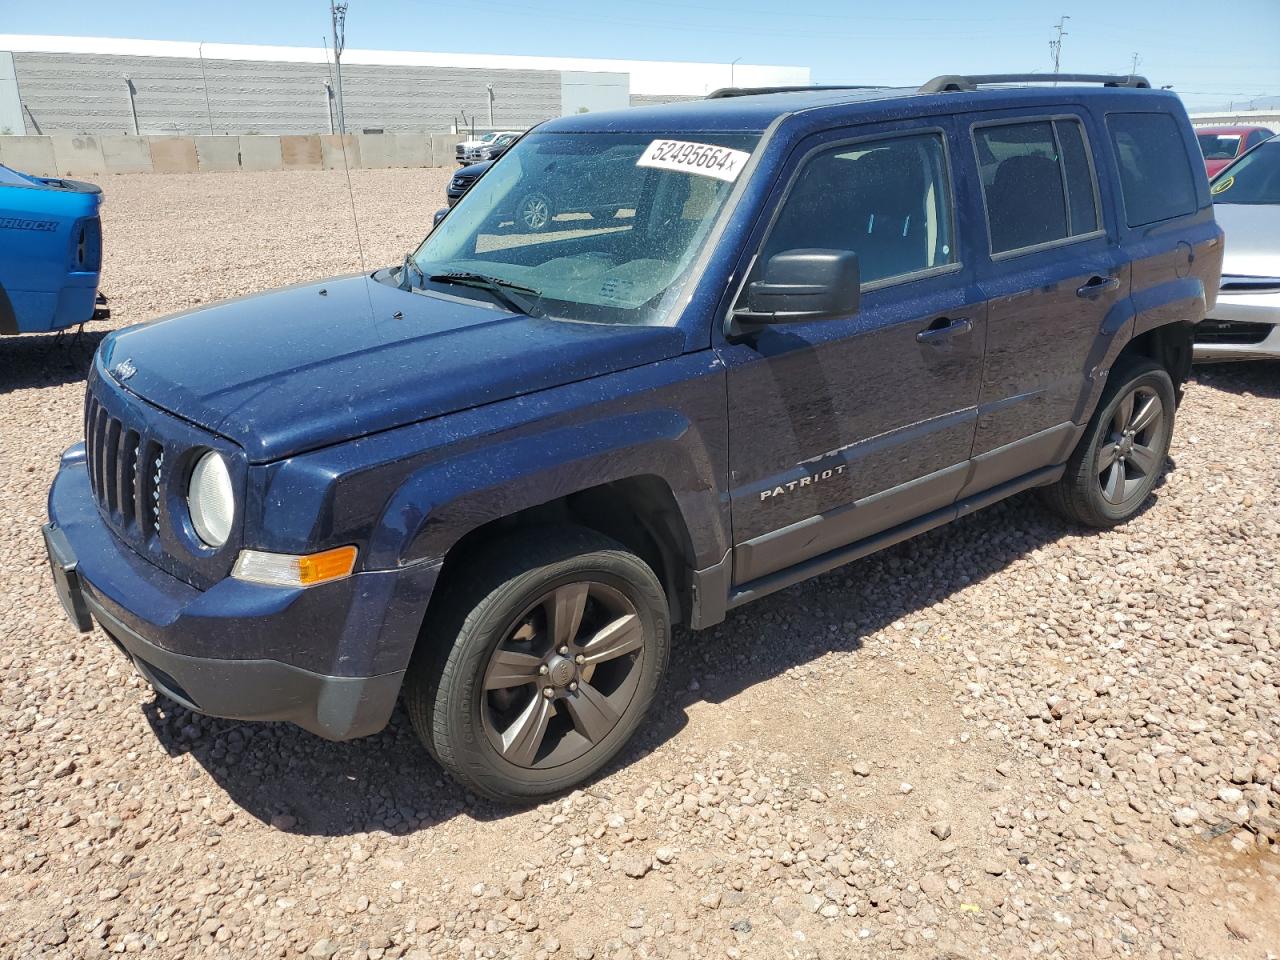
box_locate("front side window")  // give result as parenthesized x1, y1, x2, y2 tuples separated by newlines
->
(1108, 112, 1199, 227)
(411, 131, 759, 326)
(759, 131, 956, 287)
(973, 118, 1101, 254)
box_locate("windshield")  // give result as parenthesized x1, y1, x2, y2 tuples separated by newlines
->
(1211, 140, 1280, 204)
(1198, 133, 1242, 160)
(0, 164, 38, 187)
(411, 130, 760, 326)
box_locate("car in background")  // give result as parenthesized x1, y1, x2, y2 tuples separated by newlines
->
(441, 147, 635, 231)
(446, 160, 491, 207)
(1, 163, 107, 336)
(1195, 137, 1280, 361)
(1196, 125, 1274, 178)
(462, 132, 518, 163)
(454, 131, 520, 164)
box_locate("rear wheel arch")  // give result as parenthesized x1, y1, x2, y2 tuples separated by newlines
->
(1115, 322, 1194, 397)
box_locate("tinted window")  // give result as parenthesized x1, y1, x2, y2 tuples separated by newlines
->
(761, 132, 955, 286)
(1057, 120, 1099, 235)
(974, 118, 1100, 254)
(1211, 140, 1280, 204)
(1108, 113, 1198, 226)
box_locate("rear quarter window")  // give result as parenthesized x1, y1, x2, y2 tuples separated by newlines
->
(1107, 112, 1199, 227)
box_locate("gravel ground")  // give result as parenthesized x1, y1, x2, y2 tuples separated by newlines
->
(2, 170, 1279, 960)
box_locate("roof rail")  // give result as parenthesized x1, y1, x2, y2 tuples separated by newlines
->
(919, 73, 1151, 93)
(707, 85, 885, 99)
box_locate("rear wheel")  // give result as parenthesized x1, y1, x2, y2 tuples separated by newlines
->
(406, 527, 669, 803)
(1041, 358, 1176, 527)
(514, 192, 554, 231)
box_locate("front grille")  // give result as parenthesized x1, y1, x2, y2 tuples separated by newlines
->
(82, 365, 243, 590)
(84, 390, 166, 540)
(1196, 319, 1274, 345)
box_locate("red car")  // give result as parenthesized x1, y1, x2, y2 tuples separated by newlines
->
(1197, 125, 1275, 178)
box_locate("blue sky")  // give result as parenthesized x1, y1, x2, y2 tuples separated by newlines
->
(6, 0, 1278, 110)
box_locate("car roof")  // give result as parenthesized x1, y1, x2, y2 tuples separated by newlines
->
(1197, 125, 1272, 135)
(541, 83, 1179, 135)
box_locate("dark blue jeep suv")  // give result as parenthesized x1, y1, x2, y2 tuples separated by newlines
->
(44, 75, 1222, 802)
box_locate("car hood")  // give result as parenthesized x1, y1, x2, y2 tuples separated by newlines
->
(98, 274, 685, 463)
(1214, 202, 1280, 277)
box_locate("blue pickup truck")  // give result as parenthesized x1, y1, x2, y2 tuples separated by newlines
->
(0, 163, 106, 335)
(44, 75, 1221, 803)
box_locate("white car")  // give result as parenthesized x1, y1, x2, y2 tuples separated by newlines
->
(454, 131, 520, 164)
(1195, 136, 1280, 361)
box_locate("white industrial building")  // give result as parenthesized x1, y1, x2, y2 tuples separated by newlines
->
(0, 34, 811, 136)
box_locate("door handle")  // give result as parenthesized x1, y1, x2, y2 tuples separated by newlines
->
(1076, 275, 1120, 298)
(916, 317, 972, 344)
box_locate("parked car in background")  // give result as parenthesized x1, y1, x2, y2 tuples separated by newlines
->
(455, 131, 520, 163)
(441, 145, 635, 231)
(1196, 125, 1274, 178)
(45, 75, 1220, 803)
(1195, 137, 1280, 361)
(446, 161, 491, 207)
(1, 163, 107, 336)
(463, 132, 519, 163)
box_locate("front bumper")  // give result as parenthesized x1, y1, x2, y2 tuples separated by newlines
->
(1194, 286, 1280, 362)
(45, 445, 440, 740)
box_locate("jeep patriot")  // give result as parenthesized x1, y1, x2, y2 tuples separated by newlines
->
(44, 75, 1222, 801)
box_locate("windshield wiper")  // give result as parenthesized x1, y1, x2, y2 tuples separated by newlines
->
(426, 271, 545, 317)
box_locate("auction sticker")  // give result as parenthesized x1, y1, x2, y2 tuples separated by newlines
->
(637, 139, 750, 182)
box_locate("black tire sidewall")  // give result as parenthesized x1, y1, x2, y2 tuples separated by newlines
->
(1075, 363, 1176, 523)
(436, 547, 668, 802)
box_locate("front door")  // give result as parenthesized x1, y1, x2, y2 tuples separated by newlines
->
(717, 121, 987, 586)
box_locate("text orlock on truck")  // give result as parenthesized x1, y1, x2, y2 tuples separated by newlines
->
(43, 74, 1221, 803)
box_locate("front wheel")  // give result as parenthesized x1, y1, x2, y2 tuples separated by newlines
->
(1041, 358, 1176, 527)
(406, 527, 670, 803)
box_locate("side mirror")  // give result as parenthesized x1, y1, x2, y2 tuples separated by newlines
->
(740, 249, 860, 322)
(432, 207, 449, 228)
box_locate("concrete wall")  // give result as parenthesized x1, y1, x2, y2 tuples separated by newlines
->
(10, 51, 580, 136)
(0, 133, 464, 176)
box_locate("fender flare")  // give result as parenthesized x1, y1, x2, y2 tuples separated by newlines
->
(363, 408, 728, 573)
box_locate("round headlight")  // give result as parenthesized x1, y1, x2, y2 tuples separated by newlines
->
(188, 451, 234, 547)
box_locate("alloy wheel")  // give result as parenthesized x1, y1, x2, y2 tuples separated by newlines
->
(1096, 385, 1165, 505)
(481, 581, 645, 769)
(518, 195, 551, 230)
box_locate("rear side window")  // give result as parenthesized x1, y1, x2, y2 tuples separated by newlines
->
(761, 131, 955, 286)
(1107, 112, 1198, 226)
(973, 118, 1101, 255)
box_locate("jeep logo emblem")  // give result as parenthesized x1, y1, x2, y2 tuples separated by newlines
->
(110, 359, 137, 382)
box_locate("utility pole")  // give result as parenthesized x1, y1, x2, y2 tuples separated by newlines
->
(1049, 15, 1069, 81)
(1128, 52, 1141, 83)
(330, 1, 348, 134)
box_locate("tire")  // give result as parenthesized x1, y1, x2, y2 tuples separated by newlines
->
(405, 526, 670, 803)
(1040, 357, 1177, 528)
(514, 191, 554, 231)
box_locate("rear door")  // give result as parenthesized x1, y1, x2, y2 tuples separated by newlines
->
(958, 110, 1126, 493)
(717, 118, 988, 587)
